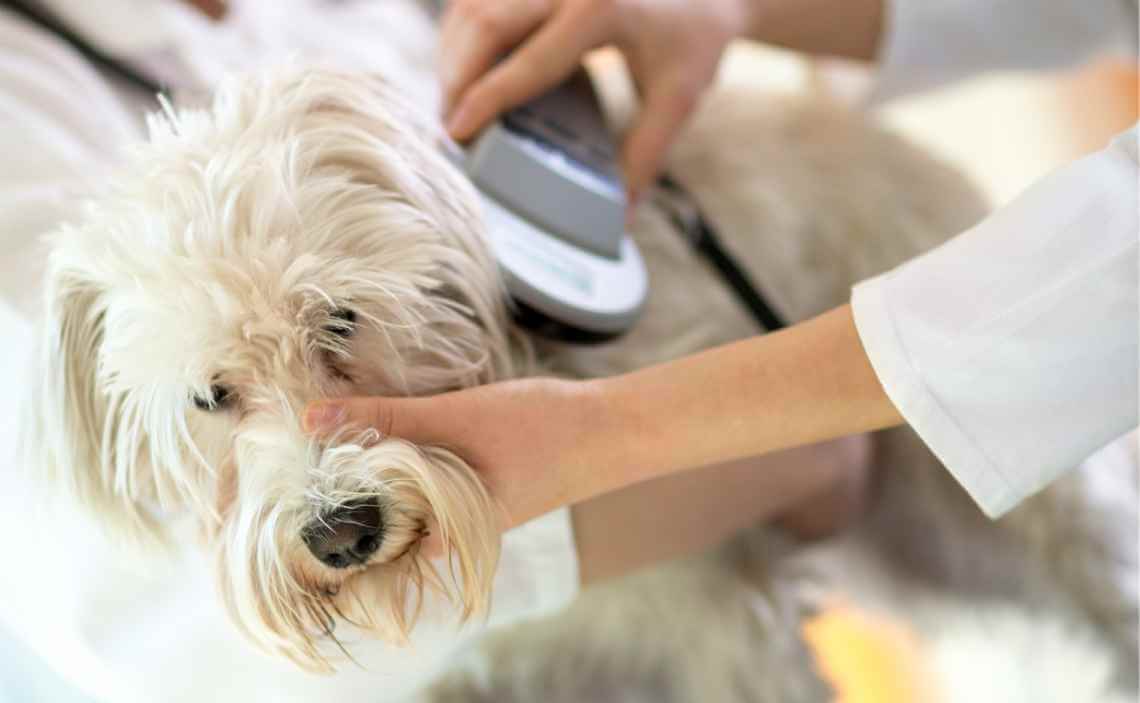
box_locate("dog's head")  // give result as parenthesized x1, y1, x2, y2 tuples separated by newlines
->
(28, 69, 516, 669)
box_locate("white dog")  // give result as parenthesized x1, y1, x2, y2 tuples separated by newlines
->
(28, 70, 522, 669)
(25, 59, 1137, 701)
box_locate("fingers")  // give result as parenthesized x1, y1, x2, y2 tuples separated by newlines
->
(419, 518, 445, 559)
(179, 0, 227, 20)
(620, 79, 702, 203)
(447, 2, 611, 140)
(302, 396, 433, 444)
(302, 399, 491, 556)
(439, 0, 550, 117)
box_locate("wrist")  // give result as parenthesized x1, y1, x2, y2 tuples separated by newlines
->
(588, 371, 680, 490)
(558, 375, 657, 503)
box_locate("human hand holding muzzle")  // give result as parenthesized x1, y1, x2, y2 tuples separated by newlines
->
(303, 377, 619, 556)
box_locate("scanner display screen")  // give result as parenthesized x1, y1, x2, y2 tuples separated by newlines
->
(501, 72, 621, 188)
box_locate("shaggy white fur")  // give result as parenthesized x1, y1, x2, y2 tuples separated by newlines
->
(27, 69, 519, 669)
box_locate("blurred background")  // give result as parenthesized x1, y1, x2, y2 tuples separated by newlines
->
(702, 42, 1137, 209)
(0, 625, 97, 703)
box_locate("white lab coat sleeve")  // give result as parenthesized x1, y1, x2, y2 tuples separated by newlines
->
(874, 0, 1139, 100)
(852, 125, 1139, 517)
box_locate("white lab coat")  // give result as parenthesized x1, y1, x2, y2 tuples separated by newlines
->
(854, 0, 1139, 517)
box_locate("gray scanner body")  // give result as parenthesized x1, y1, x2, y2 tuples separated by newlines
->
(460, 71, 648, 339)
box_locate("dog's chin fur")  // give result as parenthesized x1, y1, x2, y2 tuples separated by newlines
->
(220, 425, 499, 668)
(26, 68, 519, 670)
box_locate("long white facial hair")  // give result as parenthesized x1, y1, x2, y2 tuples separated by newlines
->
(25, 67, 528, 670)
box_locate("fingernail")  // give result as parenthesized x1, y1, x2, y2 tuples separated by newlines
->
(439, 87, 454, 120)
(624, 188, 641, 228)
(303, 402, 345, 433)
(446, 101, 474, 139)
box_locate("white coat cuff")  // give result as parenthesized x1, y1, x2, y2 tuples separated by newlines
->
(852, 276, 1018, 517)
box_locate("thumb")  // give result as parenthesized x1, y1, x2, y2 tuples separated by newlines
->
(446, 6, 608, 141)
(302, 396, 436, 444)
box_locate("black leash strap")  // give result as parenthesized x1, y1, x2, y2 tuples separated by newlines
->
(655, 175, 788, 331)
(2, 0, 168, 98)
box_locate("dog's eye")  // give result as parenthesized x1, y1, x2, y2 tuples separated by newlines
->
(326, 308, 357, 338)
(192, 384, 233, 411)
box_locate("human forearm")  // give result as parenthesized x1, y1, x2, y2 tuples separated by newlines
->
(739, 0, 885, 61)
(579, 304, 902, 500)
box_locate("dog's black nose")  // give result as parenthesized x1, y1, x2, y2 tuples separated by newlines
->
(303, 499, 384, 569)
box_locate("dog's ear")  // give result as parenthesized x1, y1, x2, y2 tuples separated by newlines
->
(26, 254, 151, 538)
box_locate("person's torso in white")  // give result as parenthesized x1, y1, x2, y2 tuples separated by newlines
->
(0, 2, 577, 701)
